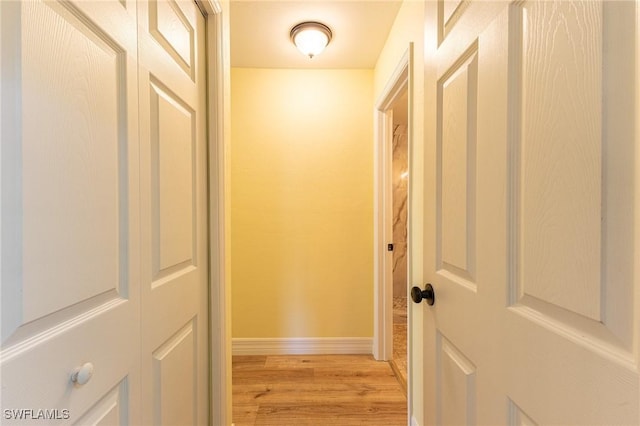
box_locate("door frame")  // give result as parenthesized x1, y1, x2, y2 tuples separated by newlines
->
(200, 1, 231, 425)
(373, 45, 413, 362)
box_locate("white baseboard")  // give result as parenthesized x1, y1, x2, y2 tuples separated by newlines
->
(232, 337, 373, 356)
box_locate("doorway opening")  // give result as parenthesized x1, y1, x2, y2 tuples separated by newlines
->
(388, 93, 409, 392)
(373, 45, 412, 400)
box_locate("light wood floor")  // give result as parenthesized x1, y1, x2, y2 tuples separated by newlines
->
(232, 354, 407, 425)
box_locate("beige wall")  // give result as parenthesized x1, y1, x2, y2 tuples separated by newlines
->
(230, 68, 374, 339)
(373, 0, 426, 424)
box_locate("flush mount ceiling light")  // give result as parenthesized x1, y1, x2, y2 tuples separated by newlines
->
(290, 22, 332, 59)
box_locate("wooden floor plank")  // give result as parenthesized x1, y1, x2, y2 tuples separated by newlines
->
(233, 355, 268, 370)
(264, 354, 378, 368)
(311, 365, 398, 384)
(233, 383, 406, 404)
(255, 402, 406, 425)
(232, 404, 259, 426)
(232, 367, 314, 385)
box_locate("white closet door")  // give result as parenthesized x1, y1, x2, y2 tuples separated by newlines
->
(1, 1, 142, 424)
(136, 1, 209, 424)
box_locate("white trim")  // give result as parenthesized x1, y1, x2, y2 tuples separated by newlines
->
(202, 1, 230, 426)
(373, 46, 413, 361)
(197, 0, 221, 15)
(232, 337, 373, 356)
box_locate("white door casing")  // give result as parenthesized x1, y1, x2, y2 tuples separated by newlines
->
(0, 0, 209, 424)
(375, 47, 411, 363)
(200, 0, 233, 423)
(422, 1, 639, 424)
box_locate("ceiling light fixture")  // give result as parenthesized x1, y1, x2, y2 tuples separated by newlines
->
(290, 22, 332, 59)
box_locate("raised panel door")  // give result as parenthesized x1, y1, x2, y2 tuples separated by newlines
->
(1, 1, 141, 423)
(422, 1, 640, 424)
(137, 1, 209, 424)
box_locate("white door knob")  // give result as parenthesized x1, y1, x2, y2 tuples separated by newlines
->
(71, 362, 94, 386)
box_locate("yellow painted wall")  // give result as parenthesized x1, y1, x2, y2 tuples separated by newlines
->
(230, 68, 374, 338)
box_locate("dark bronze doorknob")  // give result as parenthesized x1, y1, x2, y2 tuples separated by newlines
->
(411, 284, 435, 306)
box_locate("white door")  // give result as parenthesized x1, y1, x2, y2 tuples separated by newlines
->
(1, 0, 142, 423)
(420, 1, 639, 424)
(0, 1, 209, 424)
(137, 1, 209, 425)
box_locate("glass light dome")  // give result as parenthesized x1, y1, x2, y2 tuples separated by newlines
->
(290, 22, 332, 59)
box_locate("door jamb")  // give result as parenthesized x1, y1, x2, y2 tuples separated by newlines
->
(373, 45, 413, 361)
(200, 1, 231, 425)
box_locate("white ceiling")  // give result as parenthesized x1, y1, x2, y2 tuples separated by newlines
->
(230, 1, 403, 69)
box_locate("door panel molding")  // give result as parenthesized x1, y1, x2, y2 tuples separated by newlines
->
(436, 333, 476, 426)
(507, 1, 636, 356)
(436, 41, 478, 289)
(149, 0, 195, 80)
